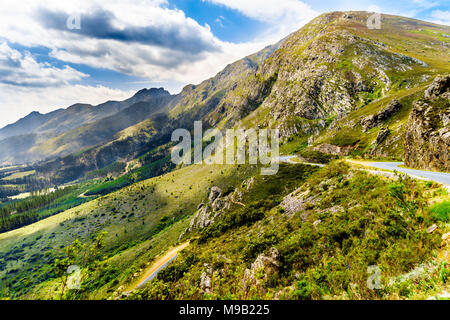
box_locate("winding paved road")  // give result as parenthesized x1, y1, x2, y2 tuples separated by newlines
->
(279, 156, 450, 187)
(364, 161, 450, 187)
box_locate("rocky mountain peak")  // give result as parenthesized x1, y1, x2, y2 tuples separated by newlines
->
(133, 87, 170, 99)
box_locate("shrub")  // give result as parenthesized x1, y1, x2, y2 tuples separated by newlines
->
(430, 200, 450, 222)
(293, 279, 312, 300)
(299, 150, 337, 164)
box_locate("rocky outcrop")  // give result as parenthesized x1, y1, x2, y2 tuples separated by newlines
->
(404, 76, 450, 171)
(209, 186, 222, 202)
(184, 184, 244, 235)
(187, 186, 223, 232)
(424, 75, 450, 100)
(280, 189, 319, 217)
(360, 100, 402, 132)
(242, 248, 280, 294)
(200, 265, 212, 294)
(375, 127, 390, 145)
(312, 143, 341, 155)
(312, 143, 354, 156)
(370, 127, 390, 155)
(182, 176, 262, 238)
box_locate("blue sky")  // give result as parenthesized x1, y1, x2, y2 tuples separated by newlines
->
(0, 0, 449, 127)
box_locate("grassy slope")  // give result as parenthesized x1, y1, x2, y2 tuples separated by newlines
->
(128, 162, 449, 300)
(1, 171, 36, 181)
(0, 161, 257, 298)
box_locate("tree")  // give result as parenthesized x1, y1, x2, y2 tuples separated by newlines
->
(54, 232, 107, 299)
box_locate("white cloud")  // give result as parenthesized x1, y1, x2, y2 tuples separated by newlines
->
(430, 10, 450, 25)
(204, 0, 315, 23)
(367, 5, 382, 13)
(0, 0, 256, 127)
(0, 0, 226, 83)
(0, 42, 87, 87)
(0, 42, 132, 128)
(204, 0, 318, 41)
(412, 0, 440, 10)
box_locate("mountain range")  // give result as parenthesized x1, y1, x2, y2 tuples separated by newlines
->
(1, 11, 448, 177)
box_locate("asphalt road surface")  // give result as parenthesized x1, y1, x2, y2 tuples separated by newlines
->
(366, 161, 450, 186)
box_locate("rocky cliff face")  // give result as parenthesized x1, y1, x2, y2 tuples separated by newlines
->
(404, 75, 450, 171)
(187, 186, 226, 232)
(206, 12, 431, 141)
(360, 100, 402, 132)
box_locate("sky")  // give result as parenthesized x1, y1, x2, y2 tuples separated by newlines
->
(0, 0, 449, 128)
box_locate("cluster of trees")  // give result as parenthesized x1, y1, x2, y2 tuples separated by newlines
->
(0, 171, 53, 202)
(0, 186, 77, 233)
(0, 187, 20, 200)
(0, 212, 40, 233)
(85, 156, 174, 196)
(85, 161, 126, 179)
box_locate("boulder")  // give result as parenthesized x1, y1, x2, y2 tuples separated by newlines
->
(427, 224, 438, 234)
(209, 186, 222, 202)
(312, 143, 341, 155)
(200, 272, 211, 294)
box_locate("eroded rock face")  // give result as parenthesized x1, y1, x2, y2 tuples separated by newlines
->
(370, 127, 391, 156)
(375, 127, 390, 145)
(187, 186, 223, 232)
(312, 143, 354, 156)
(360, 99, 402, 132)
(404, 76, 450, 171)
(242, 248, 280, 294)
(424, 75, 450, 100)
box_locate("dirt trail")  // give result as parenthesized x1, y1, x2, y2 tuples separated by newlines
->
(128, 241, 190, 292)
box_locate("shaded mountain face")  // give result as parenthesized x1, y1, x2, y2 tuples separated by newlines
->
(29, 95, 174, 160)
(0, 87, 170, 142)
(0, 88, 172, 165)
(28, 45, 282, 182)
(0, 110, 63, 140)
